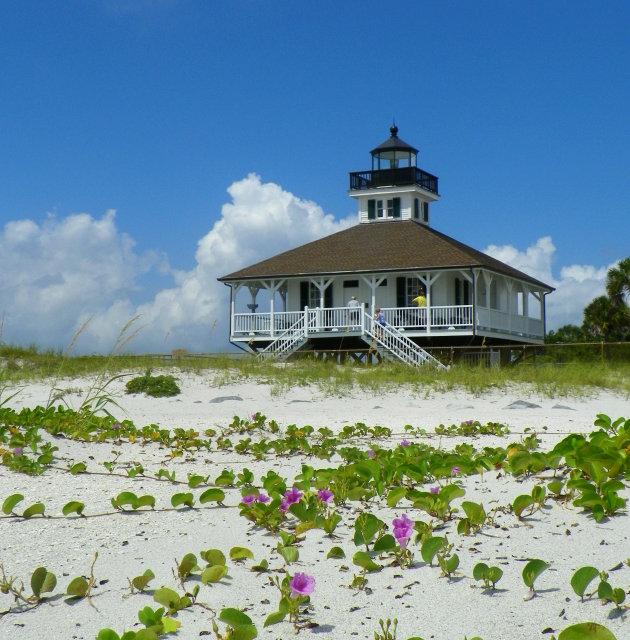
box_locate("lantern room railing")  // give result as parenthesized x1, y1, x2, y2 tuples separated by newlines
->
(349, 167, 438, 194)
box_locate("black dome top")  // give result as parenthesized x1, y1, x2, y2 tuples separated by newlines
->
(370, 126, 418, 155)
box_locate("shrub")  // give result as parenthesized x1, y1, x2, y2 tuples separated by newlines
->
(125, 370, 180, 397)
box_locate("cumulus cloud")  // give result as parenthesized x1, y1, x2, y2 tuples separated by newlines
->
(113, 174, 356, 353)
(0, 210, 164, 350)
(483, 236, 611, 330)
(0, 178, 619, 354)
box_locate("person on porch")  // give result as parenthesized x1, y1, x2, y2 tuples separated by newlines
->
(347, 295, 360, 327)
(412, 289, 426, 327)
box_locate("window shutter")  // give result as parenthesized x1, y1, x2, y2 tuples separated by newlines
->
(324, 283, 333, 308)
(300, 281, 309, 309)
(393, 197, 401, 218)
(367, 199, 375, 220)
(396, 277, 406, 307)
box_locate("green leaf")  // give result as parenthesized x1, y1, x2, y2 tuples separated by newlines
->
(372, 534, 396, 553)
(153, 587, 184, 614)
(513, 494, 535, 518)
(570, 566, 600, 599)
(69, 462, 87, 474)
(420, 536, 446, 565)
(327, 546, 345, 559)
(219, 608, 253, 628)
(352, 551, 381, 572)
(112, 491, 139, 510)
(31, 567, 56, 597)
(199, 488, 225, 504)
(443, 553, 459, 575)
(2, 493, 24, 514)
(264, 610, 287, 627)
(473, 562, 489, 581)
(487, 566, 503, 586)
(278, 546, 299, 564)
(66, 576, 89, 598)
(230, 546, 254, 562)
(62, 501, 85, 516)
(558, 622, 618, 640)
(231, 626, 258, 640)
(96, 630, 121, 640)
(201, 565, 228, 584)
(171, 492, 194, 508)
(136, 495, 156, 509)
(22, 502, 45, 518)
(187, 474, 207, 488)
(131, 569, 155, 592)
(177, 553, 199, 580)
(547, 480, 565, 495)
(161, 617, 181, 634)
(202, 549, 226, 566)
(386, 487, 407, 507)
(522, 558, 550, 589)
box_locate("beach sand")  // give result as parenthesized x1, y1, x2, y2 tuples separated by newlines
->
(1, 373, 628, 640)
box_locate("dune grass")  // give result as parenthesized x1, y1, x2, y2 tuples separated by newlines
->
(1, 342, 629, 399)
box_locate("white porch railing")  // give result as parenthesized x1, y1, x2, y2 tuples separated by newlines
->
(233, 304, 543, 340)
(381, 305, 473, 329)
(476, 307, 543, 338)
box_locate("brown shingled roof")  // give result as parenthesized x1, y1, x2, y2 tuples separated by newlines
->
(218, 220, 553, 290)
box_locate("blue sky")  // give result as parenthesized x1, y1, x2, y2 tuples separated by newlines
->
(1, 1, 629, 353)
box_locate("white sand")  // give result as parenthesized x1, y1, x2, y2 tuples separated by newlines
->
(0, 373, 628, 640)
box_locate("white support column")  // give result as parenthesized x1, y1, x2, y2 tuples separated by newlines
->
(261, 279, 286, 338)
(505, 279, 514, 334)
(415, 271, 441, 334)
(360, 274, 386, 315)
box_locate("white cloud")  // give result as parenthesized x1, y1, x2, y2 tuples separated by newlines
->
(0, 210, 164, 350)
(115, 174, 356, 353)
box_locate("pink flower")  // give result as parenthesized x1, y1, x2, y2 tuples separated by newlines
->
(12, 447, 22, 456)
(367, 449, 375, 459)
(317, 489, 334, 503)
(289, 572, 315, 598)
(256, 493, 270, 503)
(392, 513, 414, 549)
(430, 486, 439, 494)
(400, 440, 411, 447)
(451, 466, 460, 475)
(112, 423, 121, 431)
(279, 498, 289, 512)
(284, 487, 303, 505)
(241, 494, 256, 505)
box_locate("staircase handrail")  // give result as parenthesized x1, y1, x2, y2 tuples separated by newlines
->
(363, 315, 446, 370)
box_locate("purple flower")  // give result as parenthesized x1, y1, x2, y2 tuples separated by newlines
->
(317, 489, 334, 503)
(430, 486, 439, 494)
(400, 440, 411, 447)
(284, 487, 303, 505)
(289, 572, 315, 598)
(256, 492, 270, 503)
(467, 420, 474, 425)
(451, 466, 461, 475)
(241, 494, 256, 505)
(279, 498, 289, 512)
(112, 423, 121, 431)
(12, 447, 22, 456)
(392, 513, 414, 549)
(367, 449, 375, 459)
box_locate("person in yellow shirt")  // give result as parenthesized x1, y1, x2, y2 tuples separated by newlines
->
(412, 292, 426, 307)
(411, 290, 426, 327)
